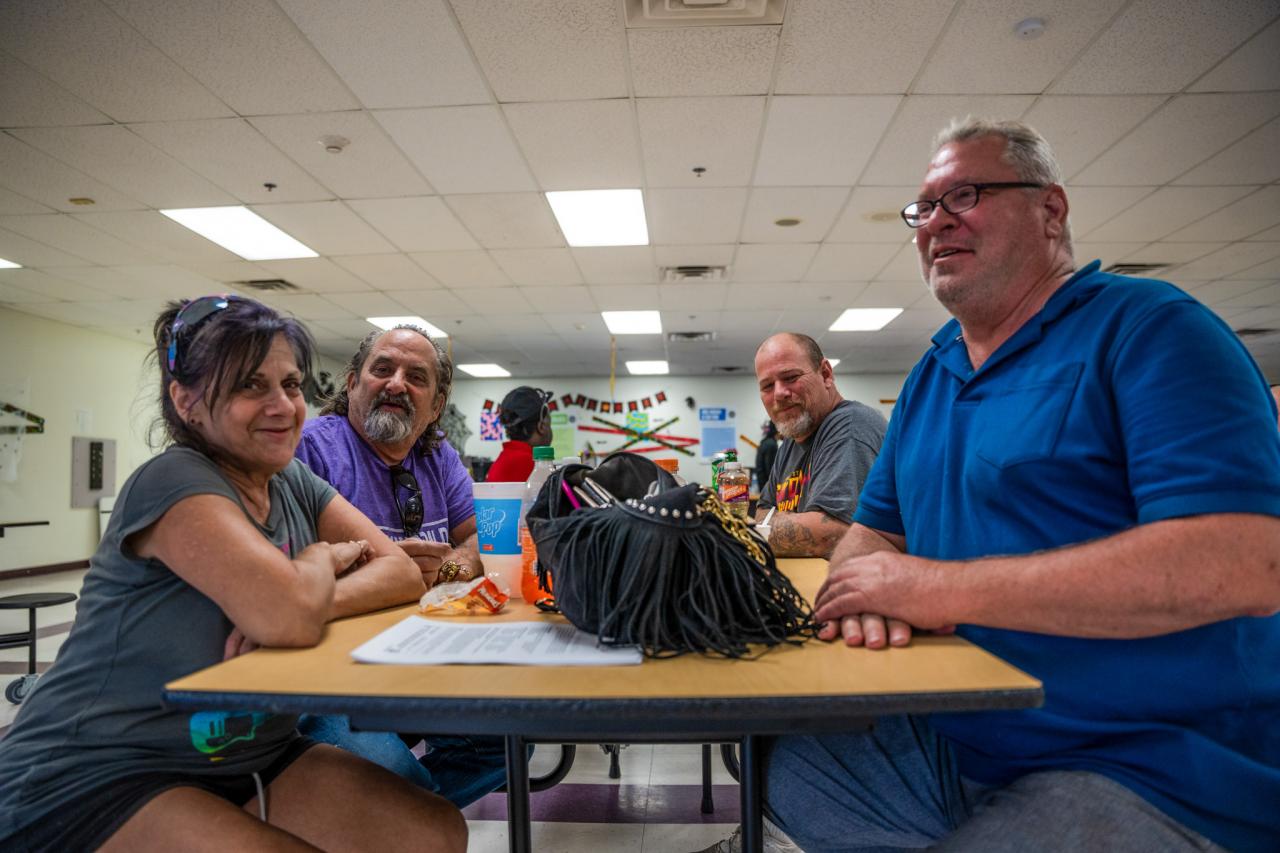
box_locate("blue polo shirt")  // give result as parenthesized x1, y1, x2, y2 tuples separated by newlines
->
(855, 261, 1280, 850)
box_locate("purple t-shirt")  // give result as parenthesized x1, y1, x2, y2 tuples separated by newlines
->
(296, 415, 475, 544)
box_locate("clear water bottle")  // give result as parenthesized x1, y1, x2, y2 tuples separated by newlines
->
(519, 446, 557, 602)
(717, 460, 750, 519)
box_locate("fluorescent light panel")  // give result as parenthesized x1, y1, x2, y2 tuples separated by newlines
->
(0, 257, 21, 269)
(829, 308, 903, 332)
(458, 363, 511, 378)
(366, 315, 448, 338)
(160, 206, 317, 261)
(546, 189, 649, 247)
(626, 360, 669, 375)
(602, 310, 662, 335)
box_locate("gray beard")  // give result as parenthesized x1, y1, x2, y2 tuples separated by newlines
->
(364, 405, 415, 444)
(775, 409, 815, 441)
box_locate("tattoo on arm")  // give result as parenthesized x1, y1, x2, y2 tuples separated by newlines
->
(769, 511, 850, 558)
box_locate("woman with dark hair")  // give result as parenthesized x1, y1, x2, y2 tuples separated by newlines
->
(0, 295, 465, 851)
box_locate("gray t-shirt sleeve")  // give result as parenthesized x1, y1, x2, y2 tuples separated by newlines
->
(279, 457, 338, 523)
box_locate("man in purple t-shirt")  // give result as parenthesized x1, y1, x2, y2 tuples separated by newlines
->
(297, 327, 479, 586)
(295, 325, 503, 808)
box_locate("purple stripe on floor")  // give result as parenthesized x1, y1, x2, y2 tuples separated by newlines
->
(462, 783, 740, 824)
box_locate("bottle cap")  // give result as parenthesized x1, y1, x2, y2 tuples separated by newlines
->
(723, 461, 741, 470)
(533, 446, 556, 460)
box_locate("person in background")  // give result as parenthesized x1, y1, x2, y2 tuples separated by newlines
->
(487, 386, 553, 482)
(753, 333, 887, 558)
(0, 295, 464, 851)
(757, 118, 1280, 852)
(295, 325, 506, 808)
(754, 420, 779, 492)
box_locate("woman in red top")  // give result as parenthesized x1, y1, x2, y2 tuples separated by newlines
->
(487, 386, 552, 481)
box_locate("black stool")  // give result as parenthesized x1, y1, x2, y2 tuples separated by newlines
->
(1, 592, 77, 704)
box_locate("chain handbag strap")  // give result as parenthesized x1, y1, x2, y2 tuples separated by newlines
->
(698, 490, 766, 567)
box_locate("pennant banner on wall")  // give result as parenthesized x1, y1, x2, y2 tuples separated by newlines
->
(479, 389, 671, 415)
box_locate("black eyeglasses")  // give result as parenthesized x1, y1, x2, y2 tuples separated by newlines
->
(901, 182, 1044, 228)
(167, 294, 238, 376)
(390, 464, 424, 538)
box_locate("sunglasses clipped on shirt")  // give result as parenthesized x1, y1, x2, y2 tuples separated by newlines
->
(390, 464, 424, 538)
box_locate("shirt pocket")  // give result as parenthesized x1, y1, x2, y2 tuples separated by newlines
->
(974, 363, 1083, 468)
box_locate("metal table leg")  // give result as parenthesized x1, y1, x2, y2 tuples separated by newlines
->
(505, 735, 532, 853)
(700, 743, 714, 814)
(740, 735, 763, 853)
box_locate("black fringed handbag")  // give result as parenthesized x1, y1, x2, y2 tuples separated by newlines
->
(526, 452, 816, 659)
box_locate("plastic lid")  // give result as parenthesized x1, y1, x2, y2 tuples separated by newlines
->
(533, 446, 556, 460)
(723, 461, 742, 470)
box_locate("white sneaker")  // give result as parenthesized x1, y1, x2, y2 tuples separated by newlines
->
(693, 818, 803, 853)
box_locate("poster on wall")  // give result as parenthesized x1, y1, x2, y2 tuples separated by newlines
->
(549, 412, 576, 460)
(624, 411, 649, 434)
(699, 407, 736, 462)
(478, 410, 503, 442)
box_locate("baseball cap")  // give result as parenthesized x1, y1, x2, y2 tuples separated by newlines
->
(498, 386, 552, 428)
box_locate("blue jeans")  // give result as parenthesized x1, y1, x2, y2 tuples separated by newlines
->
(763, 715, 1224, 852)
(297, 714, 508, 808)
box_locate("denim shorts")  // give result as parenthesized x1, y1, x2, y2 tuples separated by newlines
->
(2, 736, 315, 852)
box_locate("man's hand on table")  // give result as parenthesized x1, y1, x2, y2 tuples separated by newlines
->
(399, 538, 450, 587)
(814, 550, 956, 650)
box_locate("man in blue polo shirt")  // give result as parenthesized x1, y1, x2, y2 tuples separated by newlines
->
(755, 119, 1280, 852)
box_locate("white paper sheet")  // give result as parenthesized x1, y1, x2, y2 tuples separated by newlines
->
(350, 616, 643, 666)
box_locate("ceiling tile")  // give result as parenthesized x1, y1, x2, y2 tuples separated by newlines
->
(248, 293, 355, 321)
(10, 125, 236, 209)
(0, 269, 113, 302)
(516, 286, 596, 313)
(1167, 187, 1280, 242)
(0, 226, 95, 267)
(256, 258, 373, 293)
(732, 244, 817, 282)
(0, 52, 110, 127)
(8, 300, 109, 327)
(1190, 17, 1280, 92)
(446, 193, 565, 249)
(1071, 242, 1151, 268)
(490, 248, 582, 285)
(877, 241, 925, 282)
(92, 264, 221, 300)
(646, 188, 748, 245)
(1051, 0, 1275, 94)
(346, 197, 479, 252)
(129, 118, 333, 204)
(308, 317, 381, 339)
(740, 187, 849, 243)
(1247, 224, 1280, 243)
(827, 188, 917, 243)
(1083, 186, 1257, 243)
(1020, 96, 1168, 180)
(542, 311, 609, 337)
(1065, 186, 1156, 236)
(276, 0, 490, 109)
(629, 26, 779, 97)
(321, 290, 411, 316)
(173, 260, 274, 284)
(589, 284, 663, 311)
(330, 254, 442, 290)
(455, 286, 536, 315)
(1227, 253, 1280, 281)
(1072, 94, 1280, 186)
(409, 251, 510, 287)
(728, 281, 853, 311)
(860, 95, 1038, 185)
(775, 308, 843, 337)
(754, 96, 900, 186)
(0, 132, 147, 213)
(1174, 117, 1280, 187)
(375, 106, 537, 194)
(103, 0, 358, 115)
(571, 247, 656, 284)
(654, 244, 736, 268)
(776, 0, 952, 94)
(637, 97, 765, 188)
(1167, 242, 1280, 281)
(915, 0, 1125, 94)
(850, 280, 928, 308)
(656, 283, 727, 312)
(806, 243, 900, 281)
(1119, 242, 1224, 264)
(504, 100, 641, 190)
(251, 201, 395, 256)
(449, 0, 628, 101)
(249, 112, 434, 199)
(0, 214, 163, 266)
(1185, 279, 1277, 306)
(0, 0, 232, 122)
(0, 187, 54, 216)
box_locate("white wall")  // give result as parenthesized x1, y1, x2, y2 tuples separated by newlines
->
(450, 372, 907, 487)
(0, 308, 157, 572)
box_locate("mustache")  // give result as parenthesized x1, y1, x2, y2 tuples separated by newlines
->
(373, 391, 415, 416)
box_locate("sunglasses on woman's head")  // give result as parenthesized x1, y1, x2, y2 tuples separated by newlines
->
(167, 294, 238, 376)
(390, 464, 424, 538)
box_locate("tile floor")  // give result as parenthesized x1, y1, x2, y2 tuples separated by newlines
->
(2, 570, 743, 852)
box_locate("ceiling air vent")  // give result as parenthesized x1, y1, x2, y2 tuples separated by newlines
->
(661, 265, 727, 283)
(711, 365, 746, 374)
(238, 278, 299, 292)
(624, 0, 786, 28)
(1234, 328, 1278, 339)
(667, 331, 716, 343)
(1102, 263, 1170, 276)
